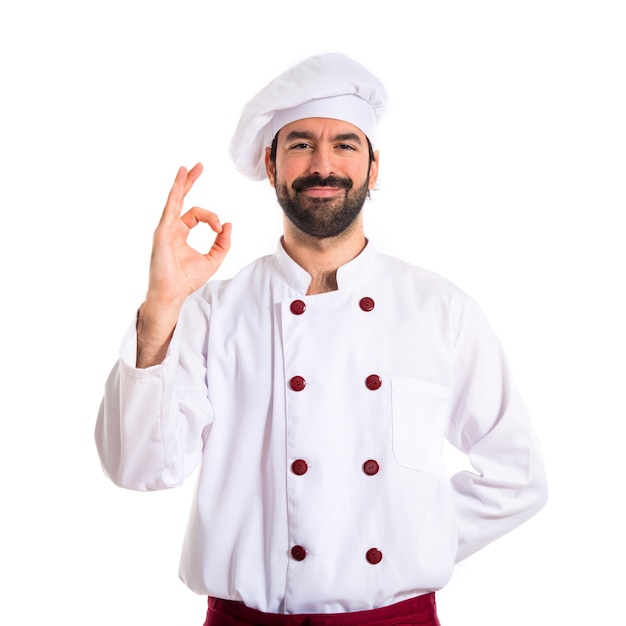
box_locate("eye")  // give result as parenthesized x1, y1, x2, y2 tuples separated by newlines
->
(336, 143, 357, 151)
(289, 143, 312, 150)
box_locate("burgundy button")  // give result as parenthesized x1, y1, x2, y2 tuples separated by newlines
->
(291, 459, 308, 475)
(365, 374, 382, 390)
(366, 548, 383, 564)
(363, 460, 380, 476)
(290, 299, 306, 315)
(290, 376, 306, 392)
(291, 545, 307, 561)
(359, 297, 375, 312)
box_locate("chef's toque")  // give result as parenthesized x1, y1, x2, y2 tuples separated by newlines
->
(229, 53, 387, 181)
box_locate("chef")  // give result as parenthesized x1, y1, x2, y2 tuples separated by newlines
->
(95, 53, 548, 625)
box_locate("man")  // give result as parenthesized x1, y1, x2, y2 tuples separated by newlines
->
(96, 53, 548, 625)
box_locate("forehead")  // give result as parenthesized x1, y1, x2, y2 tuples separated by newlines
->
(277, 117, 367, 143)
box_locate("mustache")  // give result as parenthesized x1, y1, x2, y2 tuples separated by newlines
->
(292, 175, 353, 192)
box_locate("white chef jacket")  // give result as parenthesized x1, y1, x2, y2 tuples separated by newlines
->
(96, 240, 547, 614)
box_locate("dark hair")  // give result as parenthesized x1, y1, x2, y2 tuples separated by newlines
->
(268, 132, 376, 166)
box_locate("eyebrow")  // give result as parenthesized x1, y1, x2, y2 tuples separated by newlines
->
(283, 130, 363, 144)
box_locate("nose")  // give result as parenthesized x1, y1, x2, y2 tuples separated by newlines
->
(307, 146, 335, 178)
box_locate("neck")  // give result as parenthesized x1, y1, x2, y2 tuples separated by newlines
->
(282, 220, 366, 295)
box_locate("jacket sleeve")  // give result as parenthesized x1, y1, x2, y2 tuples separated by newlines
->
(95, 294, 214, 491)
(446, 297, 548, 562)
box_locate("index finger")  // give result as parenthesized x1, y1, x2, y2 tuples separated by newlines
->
(161, 163, 204, 221)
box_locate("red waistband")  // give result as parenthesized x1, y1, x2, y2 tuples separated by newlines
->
(205, 593, 440, 626)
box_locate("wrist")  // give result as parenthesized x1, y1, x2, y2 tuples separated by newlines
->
(136, 301, 180, 368)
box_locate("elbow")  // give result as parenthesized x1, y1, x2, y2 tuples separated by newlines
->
(95, 442, 150, 492)
(94, 414, 152, 492)
(97, 458, 151, 492)
(511, 453, 548, 523)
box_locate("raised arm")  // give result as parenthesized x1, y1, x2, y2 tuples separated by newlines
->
(137, 163, 232, 367)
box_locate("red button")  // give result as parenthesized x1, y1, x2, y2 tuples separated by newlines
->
(365, 374, 382, 390)
(290, 376, 306, 391)
(292, 459, 308, 475)
(291, 545, 307, 561)
(366, 548, 383, 564)
(363, 460, 380, 475)
(359, 297, 375, 312)
(290, 300, 306, 315)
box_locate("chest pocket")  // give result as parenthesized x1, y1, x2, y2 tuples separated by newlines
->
(391, 377, 450, 474)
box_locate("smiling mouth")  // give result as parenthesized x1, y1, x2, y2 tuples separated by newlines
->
(301, 187, 343, 197)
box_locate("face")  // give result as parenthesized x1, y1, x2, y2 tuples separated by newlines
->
(265, 117, 379, 239)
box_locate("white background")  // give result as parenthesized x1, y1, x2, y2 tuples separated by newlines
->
(1, 1, 624, 624)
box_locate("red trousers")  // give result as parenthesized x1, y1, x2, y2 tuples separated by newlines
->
(204, 593, 441, 626)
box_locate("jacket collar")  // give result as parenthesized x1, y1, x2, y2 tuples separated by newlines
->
(272, 237, 377, 294)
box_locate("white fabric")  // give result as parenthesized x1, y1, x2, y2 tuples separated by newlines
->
(229, 53, 387, 181)
(270, 95, 377, 141)
(95, 241, 547, 614)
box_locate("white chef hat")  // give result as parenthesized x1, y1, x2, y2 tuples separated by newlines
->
(229, 53, 387, 180)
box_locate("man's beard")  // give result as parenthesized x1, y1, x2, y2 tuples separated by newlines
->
(275, 173, 369, 239)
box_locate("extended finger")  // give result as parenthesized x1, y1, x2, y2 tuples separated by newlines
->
(183, 162, 203, 195)
(160, 164, 203, 222)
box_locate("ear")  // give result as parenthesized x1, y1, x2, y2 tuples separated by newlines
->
(368, 150, 379, 190)
(265, 147, 276, 187)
